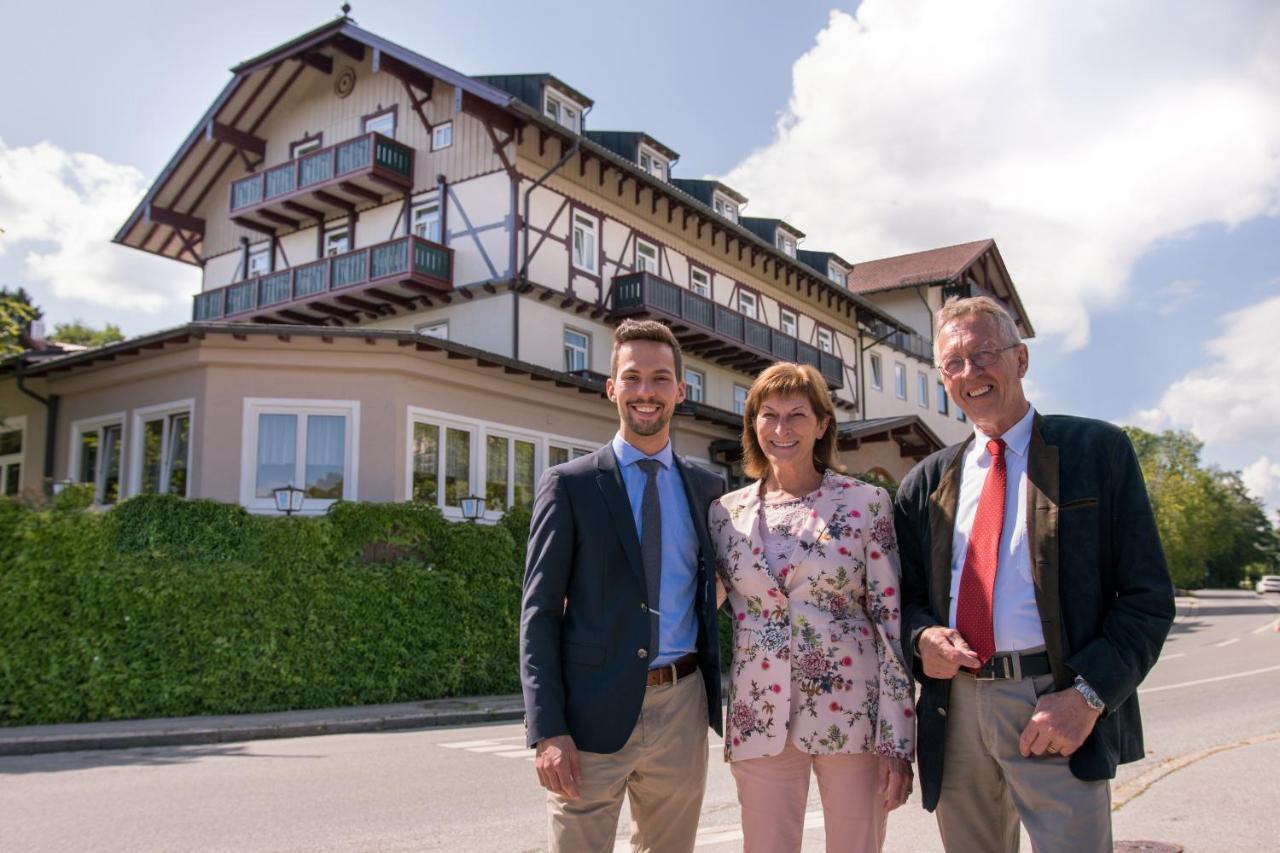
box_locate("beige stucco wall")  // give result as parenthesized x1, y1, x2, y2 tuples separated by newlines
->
(0, 379, 51, 496)
(16, 337, 736, 513)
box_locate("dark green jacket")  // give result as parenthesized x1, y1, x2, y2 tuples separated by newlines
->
(894, 413, 1174, 811)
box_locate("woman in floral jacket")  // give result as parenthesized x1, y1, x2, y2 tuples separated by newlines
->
(711, 362, 915, 852)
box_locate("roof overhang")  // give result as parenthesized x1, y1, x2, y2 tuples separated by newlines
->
(837, 415, 945, 461)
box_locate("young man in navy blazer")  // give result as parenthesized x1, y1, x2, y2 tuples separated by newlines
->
(520, 319, 724, 852)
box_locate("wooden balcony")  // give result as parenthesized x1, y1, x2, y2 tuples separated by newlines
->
(610, 271, 845, 389)
(193, 235, 451, 325)
(228, 132, 413, 232)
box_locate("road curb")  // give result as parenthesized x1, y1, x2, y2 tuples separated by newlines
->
(0, 706, 525, 757)
(1112, 729, 1280, 811)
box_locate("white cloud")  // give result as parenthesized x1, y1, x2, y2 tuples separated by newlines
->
(0, 138, 197, 314)
(723, 1, 1280, 348)
(1134, 294, 1280, 509)
(1242, 457, 1280, 516)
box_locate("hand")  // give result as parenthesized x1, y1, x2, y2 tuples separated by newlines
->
(877, 756, 913, 812)
(1018, 688, 1101, 758)
(535, 735, 582, 798)
(917, 627, 981, 679)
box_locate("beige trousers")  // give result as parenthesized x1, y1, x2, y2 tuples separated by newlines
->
(936, 671, 1112, 853)
(730, 740, 886, 853)
(547, 672, 709, 853)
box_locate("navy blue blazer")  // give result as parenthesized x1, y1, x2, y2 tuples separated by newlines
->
(520, 443, 725, 752)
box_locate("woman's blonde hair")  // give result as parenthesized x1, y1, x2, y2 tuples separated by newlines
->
(740, 362, 844, 480)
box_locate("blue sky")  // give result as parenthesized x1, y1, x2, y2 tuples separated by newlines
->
(2, 0, 1278, 508)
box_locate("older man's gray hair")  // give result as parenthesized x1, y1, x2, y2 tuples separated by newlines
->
(933, 296, 1021, 364)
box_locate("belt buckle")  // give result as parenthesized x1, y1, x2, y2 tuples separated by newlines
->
(974, 654, 1017, 681)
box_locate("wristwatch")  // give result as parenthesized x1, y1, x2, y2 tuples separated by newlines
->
(1073, 676, 1106, 713)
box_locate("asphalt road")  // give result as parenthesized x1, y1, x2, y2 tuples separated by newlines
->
(2, 590, 1277, 852)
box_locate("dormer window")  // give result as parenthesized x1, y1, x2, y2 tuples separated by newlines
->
(776, 233, 796, 258)
(713, 195, 738, 222)
(827, 264, 847, 288)
(544, 91, 580, 133)
(638, 146, 667, 182)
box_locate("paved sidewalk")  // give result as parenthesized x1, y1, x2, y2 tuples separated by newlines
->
(0, 694, 525, 756)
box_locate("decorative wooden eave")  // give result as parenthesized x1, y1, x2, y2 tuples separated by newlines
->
(112, 18, 520, 267)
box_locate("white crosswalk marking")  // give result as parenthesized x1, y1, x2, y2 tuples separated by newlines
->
(439, 739, 501, 749)
(495, 749, 535, 758)
(609, 809, 824, 849)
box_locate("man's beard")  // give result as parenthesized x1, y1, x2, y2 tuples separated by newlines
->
(623, 403, 671, 437)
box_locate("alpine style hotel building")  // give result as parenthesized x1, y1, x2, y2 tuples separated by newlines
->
(0, 14, 1033, 519)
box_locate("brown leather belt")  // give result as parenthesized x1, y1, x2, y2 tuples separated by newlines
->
(646, 653, 699, 686)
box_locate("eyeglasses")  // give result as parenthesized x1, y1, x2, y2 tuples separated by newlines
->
(938, 343, 1019, 377)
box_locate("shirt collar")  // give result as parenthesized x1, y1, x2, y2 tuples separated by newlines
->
(974, 404, 1035, 458)
(612, 432, 674, 469)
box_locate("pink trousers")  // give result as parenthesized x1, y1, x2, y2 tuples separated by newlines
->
(730, 740, 887, 853)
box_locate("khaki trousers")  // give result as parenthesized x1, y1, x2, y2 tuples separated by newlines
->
(548, 672, 709, 853)
(730, 740, 886, 853)
(936, 671, 1112, 853)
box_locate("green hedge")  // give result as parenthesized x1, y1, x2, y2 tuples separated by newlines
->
(0, 495, 525, 726)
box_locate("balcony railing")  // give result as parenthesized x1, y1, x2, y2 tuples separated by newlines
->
(611, 271, 844, 389)
(228, 132, 414, 229)
(193, 235, 451, 323)
(864, 318, 933, 362)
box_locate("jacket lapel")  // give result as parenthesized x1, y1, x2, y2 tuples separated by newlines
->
(1026, 414, 1067, 687)
(594, 447, 646, 590)
(927, 439, 970, 624)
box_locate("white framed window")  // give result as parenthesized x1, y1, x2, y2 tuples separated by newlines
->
(572, 212, 598, 274)
(247, 244, 271, 278)
(958, 408, 967, 423)
(737, 290, 758, 320)
(548, 442, 592, 468)
(638, 147, 667, 181)
(409, 411, 475, 513)
(363, 110, 396, 138)
(635, 240, 659, 274)
(827, 264, 846, 288)
(776, 233, 796, 257)
(918, 372, 929, 408)
(779, 308, 798, 338)
(544, 92, 580, 133)
(432, 121, 453, 150)
(240, 399, 359, 513)
(870, 353, 883, 390)
(733, 385, 749, 415)
(70, 413, 125, 506)
(324, 226, 350, 257)
(130, 400, 194, 498)
(416, 320, 448, 339)
(690, 268, 711, 297)
(685, 368, 705, 403)
(0, 415, 25, 497)
(937, 381, 949, 415)
(290, 136, 322, 158)
(564, 327, 590, 372)
(817, 328, 833, 354)
(411, 198, 442, 243)
(713, 195, 738, 222)
(894, 363, 907, 400)
(485, 430, 538, 515)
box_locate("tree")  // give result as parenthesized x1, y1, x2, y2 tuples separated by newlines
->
(0, 287, 41, 357)
(49, 320, 125, 348)
(1124, 426, 1278, 589)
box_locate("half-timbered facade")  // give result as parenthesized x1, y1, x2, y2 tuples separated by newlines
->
(1, 15, 1033, 516)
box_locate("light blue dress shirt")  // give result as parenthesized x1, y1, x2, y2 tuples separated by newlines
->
(611, 433, 699, 668)
(948, 404, 1046, 652)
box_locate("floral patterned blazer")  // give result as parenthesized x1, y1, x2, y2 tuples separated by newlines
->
(710, 471, 915, 763)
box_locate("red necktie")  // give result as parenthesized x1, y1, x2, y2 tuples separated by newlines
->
(955, 438, 1007, 665)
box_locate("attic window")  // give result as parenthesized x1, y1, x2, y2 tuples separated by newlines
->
(776, 232, 796, 258)
(827, 264, 846, 288)
(713, 195, 738, 222)
(638, 146, 667, 182)
(544, 91, 580, 133)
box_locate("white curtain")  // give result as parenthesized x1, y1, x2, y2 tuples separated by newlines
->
(304, 415, 346, 498)
(255, 414, 296, 498)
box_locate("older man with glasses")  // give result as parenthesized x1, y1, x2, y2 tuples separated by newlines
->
(893, 296, 1175, 853)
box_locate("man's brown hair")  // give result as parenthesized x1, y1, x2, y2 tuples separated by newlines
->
(610, 319, 683, 378)
(740, 362, 844, 480)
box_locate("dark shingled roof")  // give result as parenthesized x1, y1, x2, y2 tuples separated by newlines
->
(583, 131, 678, 163)
(847, 240, 994, 294)
(472, 74, 594, 111)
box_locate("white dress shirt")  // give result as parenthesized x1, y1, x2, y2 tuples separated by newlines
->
(948, 405, 1045, 652)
